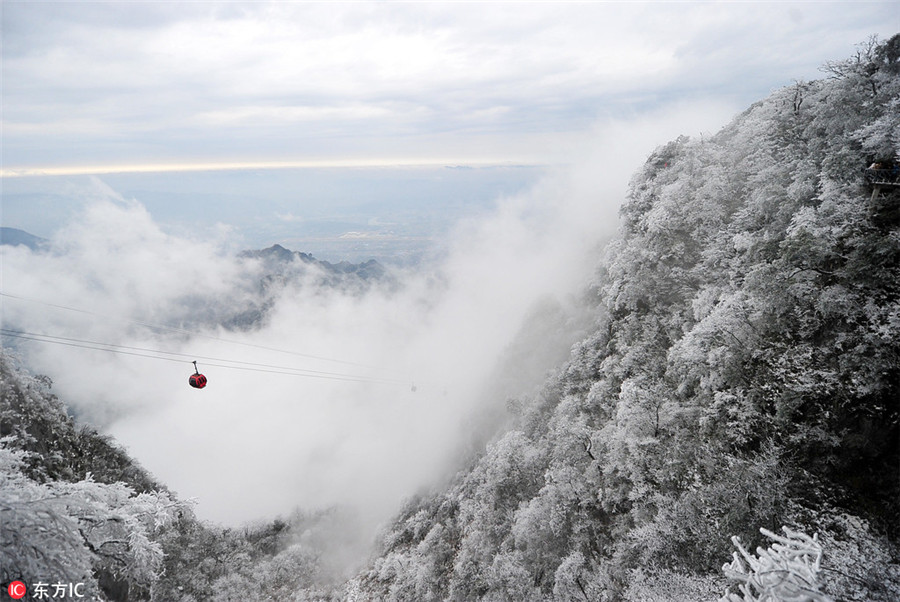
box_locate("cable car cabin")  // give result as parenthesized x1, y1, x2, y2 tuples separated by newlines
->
(189, 361, 207, 389)
(189, 373, 207, 389)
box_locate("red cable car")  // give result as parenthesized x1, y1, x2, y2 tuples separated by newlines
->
(189, 361, 207, 389)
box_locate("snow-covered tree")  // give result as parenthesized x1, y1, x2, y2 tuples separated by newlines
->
(353, 35, 900, 602)
(720, 527, 832, 602)
(0, 442, 183, 599)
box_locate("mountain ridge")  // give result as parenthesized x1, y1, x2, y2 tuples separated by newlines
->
(239, 243, 386, 280)
(0, 227, 47, 251)
(349, 33, 900, 602)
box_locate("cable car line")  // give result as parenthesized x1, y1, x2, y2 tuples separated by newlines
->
(0, 328, 409, 386)
(0, 328, 400, 382)
(0, 291, 381, 371)
(2, 329, 400, 385)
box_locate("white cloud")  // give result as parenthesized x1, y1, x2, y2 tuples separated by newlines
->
(3, 1, 895, 170)
(1, 100, 740, 531)
(194, 104, 395, 127)
(276, 212, 305, 224)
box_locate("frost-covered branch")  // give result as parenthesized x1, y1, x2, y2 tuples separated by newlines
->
(720, 527, 833, 602)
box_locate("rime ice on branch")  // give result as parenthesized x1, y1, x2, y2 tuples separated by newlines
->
(721, 527, 832, 602)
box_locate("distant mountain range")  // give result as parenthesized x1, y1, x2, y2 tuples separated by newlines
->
(1, 229, 385, 281)
(0, 227, 47, 251)
(239, 243, 386, 280)
(0, 229, 387, 332)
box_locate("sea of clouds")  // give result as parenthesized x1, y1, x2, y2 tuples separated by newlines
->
(1, 103, 736, 547)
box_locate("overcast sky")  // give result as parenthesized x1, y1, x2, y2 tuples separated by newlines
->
(2, 1, 898, 175)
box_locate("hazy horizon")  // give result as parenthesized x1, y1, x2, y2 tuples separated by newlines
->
(1, 164, 548, 264)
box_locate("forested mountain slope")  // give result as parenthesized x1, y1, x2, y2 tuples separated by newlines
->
(352, 36, 900, 601)
(1, 351, 185, 599)
(1, 350, 351, 601)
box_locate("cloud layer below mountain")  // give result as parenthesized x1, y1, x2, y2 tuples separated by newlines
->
(2, 103, 734, 536)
